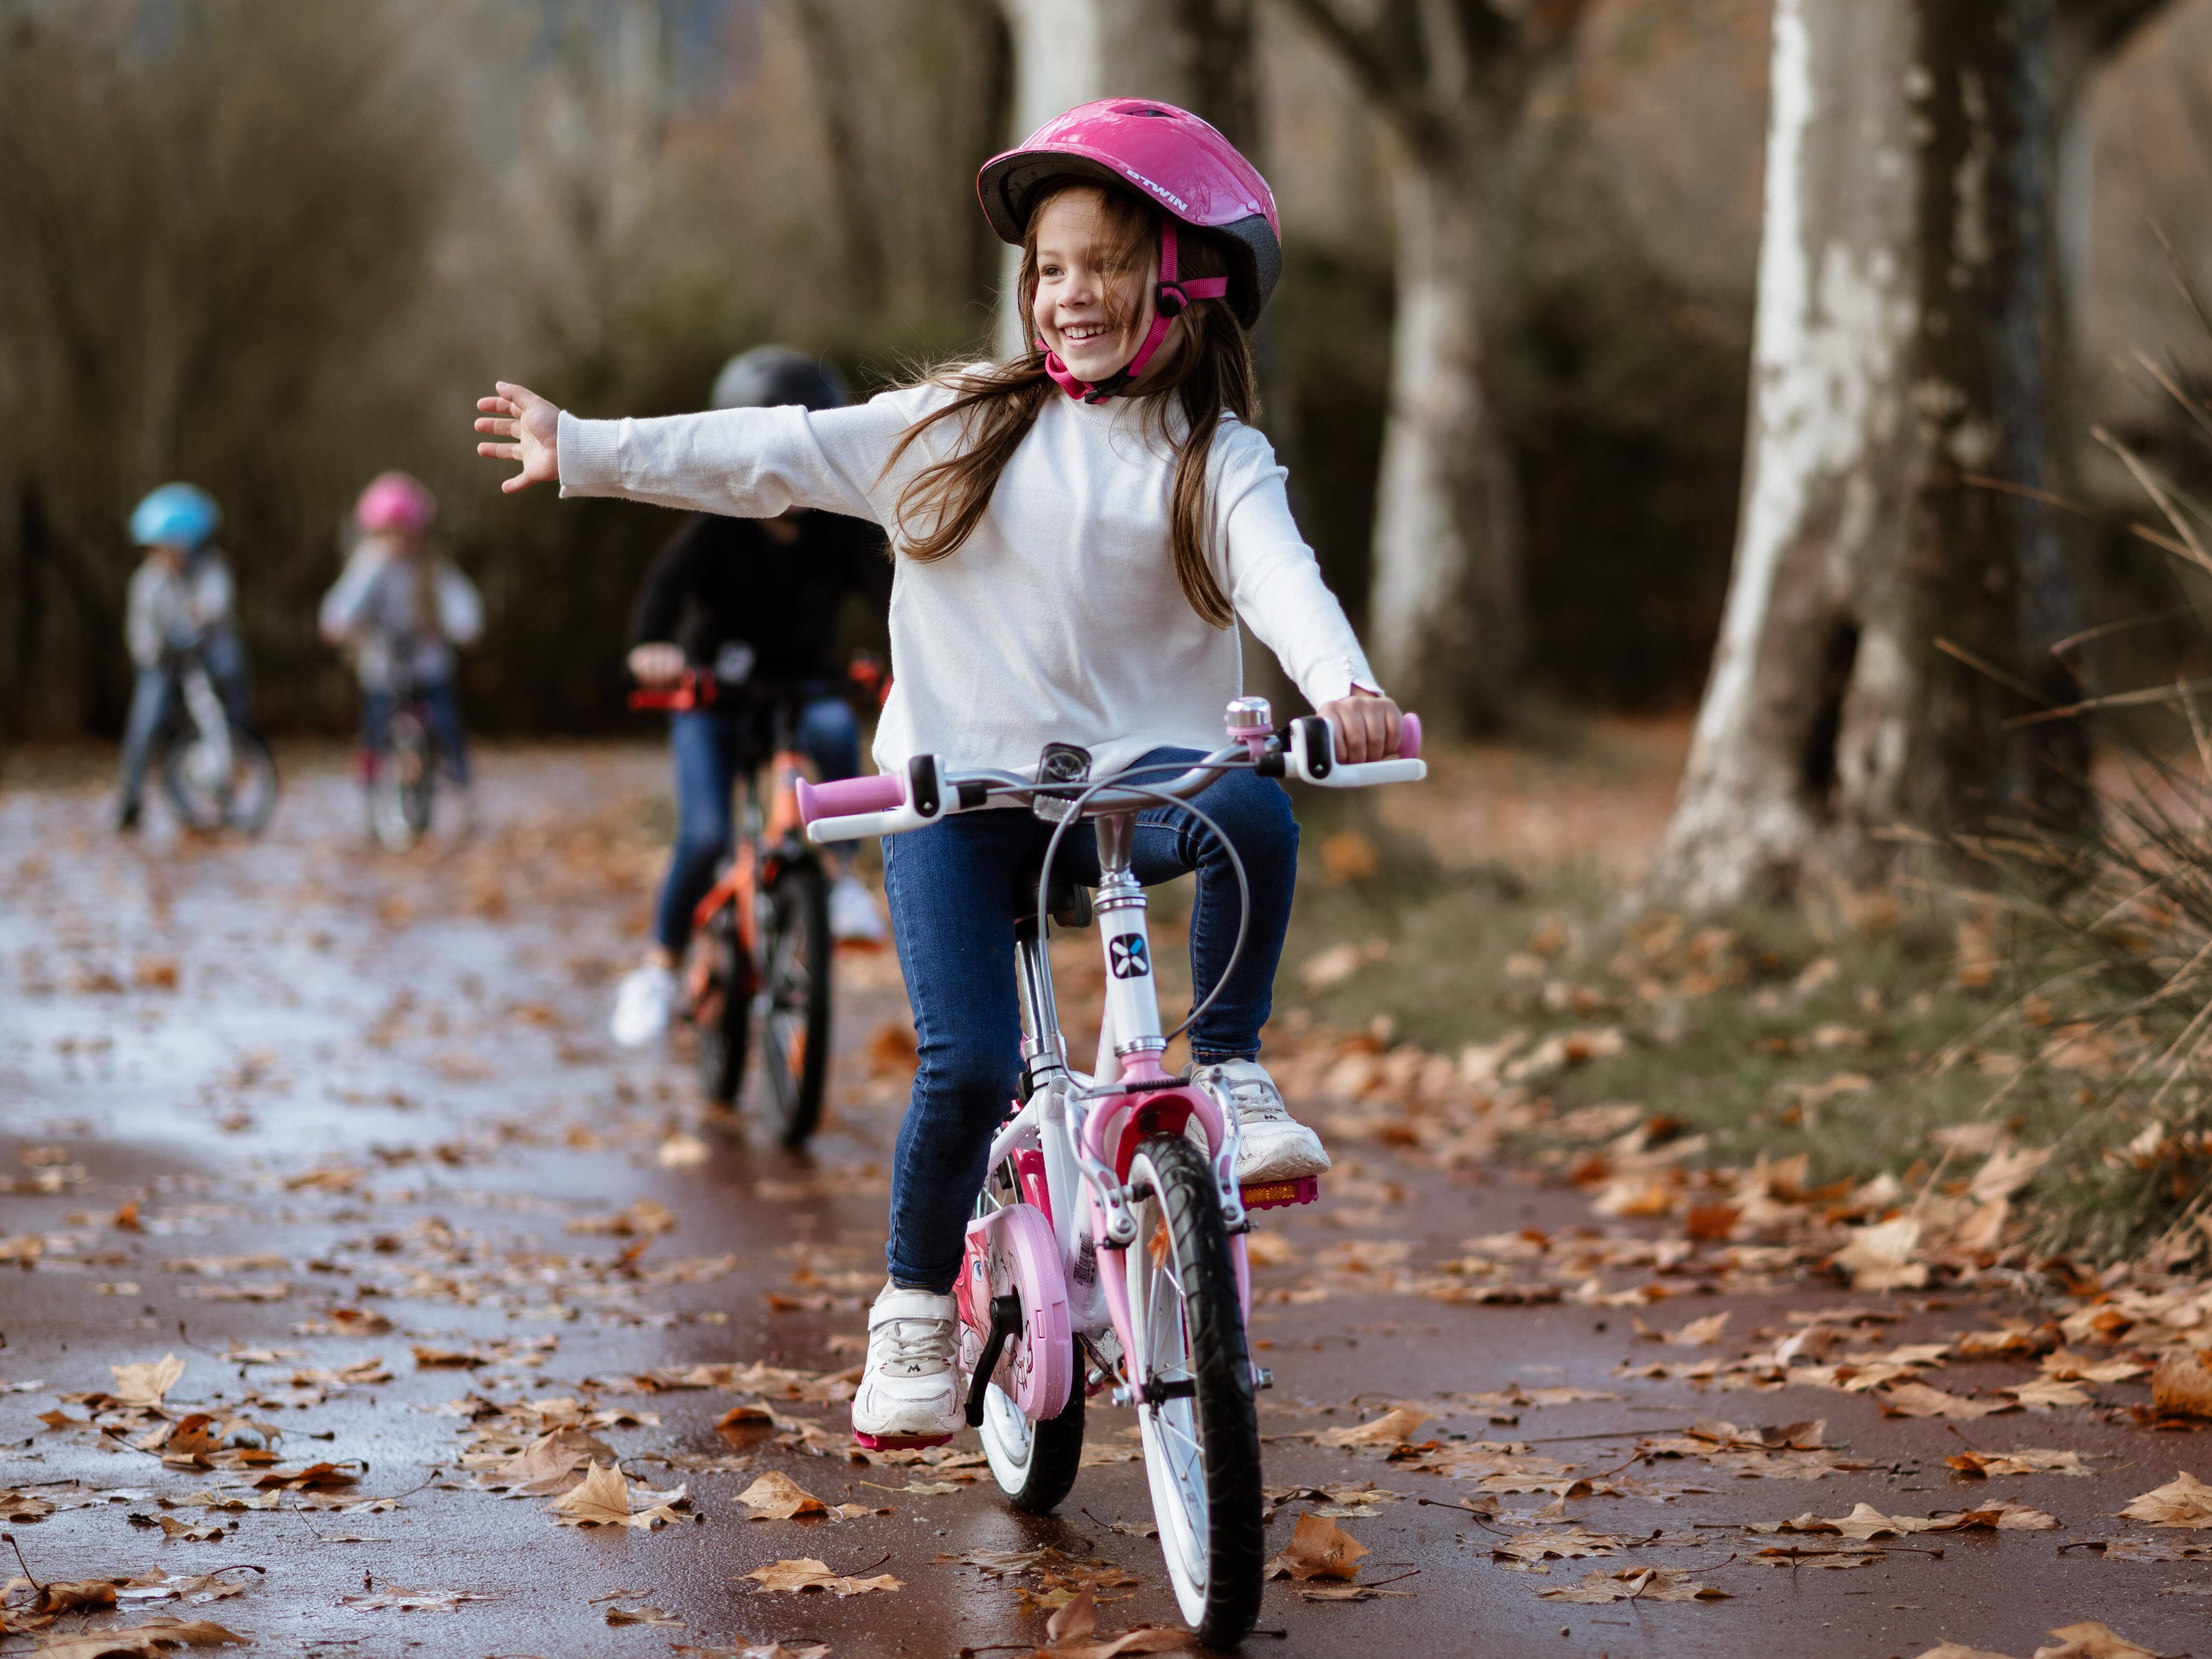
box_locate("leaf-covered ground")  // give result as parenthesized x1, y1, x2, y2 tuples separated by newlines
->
(2, 739, 2210, 1659)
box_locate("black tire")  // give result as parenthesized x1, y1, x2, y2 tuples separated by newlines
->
(758, 858, 831, 1147)
(1124, 1133, 1264, 1648)
(693, 903, 751, 1104)
(161, 721, 275, 835)
(370, 709, 434, 852)
(977, 1340, 1085, 1515)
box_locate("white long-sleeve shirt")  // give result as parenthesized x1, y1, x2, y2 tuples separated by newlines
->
(319, 536, 484, 692)
(558, 379, 1379, 780)
(126, 551, 234, 669)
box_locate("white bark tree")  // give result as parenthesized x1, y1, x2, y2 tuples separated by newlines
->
(1276, 0, 1591, 729)
(1648, 0, 2171, 912)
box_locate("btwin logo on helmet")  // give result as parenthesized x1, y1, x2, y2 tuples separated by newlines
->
(1114, 165, 1189, 216)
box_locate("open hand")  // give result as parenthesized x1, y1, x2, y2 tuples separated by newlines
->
(1317, 688, 1402, 763)
(474, 382, 561, 493)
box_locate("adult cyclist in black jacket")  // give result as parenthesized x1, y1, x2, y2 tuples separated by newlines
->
(610, 347, 893, 1049)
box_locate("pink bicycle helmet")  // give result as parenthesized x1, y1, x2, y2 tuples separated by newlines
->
(355, 471, 436, 537)
(977, 98, 1282, 401)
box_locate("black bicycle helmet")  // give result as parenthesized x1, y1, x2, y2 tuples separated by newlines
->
(711, 346, 849, 412)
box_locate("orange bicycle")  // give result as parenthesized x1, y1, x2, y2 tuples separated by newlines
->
(629, 672, 844, 1145)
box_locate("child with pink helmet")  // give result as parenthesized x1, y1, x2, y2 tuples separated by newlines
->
(476, 101, 1404, 1444)
(319, 472, 484, 827)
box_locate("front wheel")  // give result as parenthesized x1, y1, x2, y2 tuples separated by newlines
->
(1123, 1133, 1264, 1647)
(369, 708, 434, 852)
(758, 858, 830, 1147)
(163, 722, 276, 835)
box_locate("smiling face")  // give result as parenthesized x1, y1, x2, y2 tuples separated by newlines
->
(1028, 185, 1169, 386)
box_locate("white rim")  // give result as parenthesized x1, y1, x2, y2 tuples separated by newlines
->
(1127, 1150, 1210, 1624)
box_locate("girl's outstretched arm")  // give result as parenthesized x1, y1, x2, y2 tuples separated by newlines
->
(474, 383, 561, 493)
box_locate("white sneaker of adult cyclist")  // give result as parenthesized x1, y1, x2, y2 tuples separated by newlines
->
(828, 871, 887, 943)
(1187, 1058, 1332, 1183)
(609, 962, 678, 1049)
(851, 1280, 963, 1446)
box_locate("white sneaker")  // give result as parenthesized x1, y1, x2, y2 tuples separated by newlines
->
(1189, 1058, 1332, 1183)
(851, 1281, 963, 1447)
(828, 872, 887, 943)
(609, 964, 678, 1049)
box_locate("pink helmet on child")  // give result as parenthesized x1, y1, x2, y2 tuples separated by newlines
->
(978, 99, 1282, 401)
(355, 472, 436, 537)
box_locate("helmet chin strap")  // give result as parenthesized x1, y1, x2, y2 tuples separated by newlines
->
(1038, 222, 1231, 404)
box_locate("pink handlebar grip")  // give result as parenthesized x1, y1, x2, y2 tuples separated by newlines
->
(797, 773, 906, 826)
(1398, 713, 1422, 760)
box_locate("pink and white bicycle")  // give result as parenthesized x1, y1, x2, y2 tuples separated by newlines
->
(798, 698, 1423, 1646)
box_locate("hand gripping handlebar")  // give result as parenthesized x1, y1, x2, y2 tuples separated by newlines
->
(797, 710, 1425, 845)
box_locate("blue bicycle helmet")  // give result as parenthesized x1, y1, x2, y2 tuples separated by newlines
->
(129, 483, 221, 551)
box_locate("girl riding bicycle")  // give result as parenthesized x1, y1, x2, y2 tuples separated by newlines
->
(319, 472, 484, 830)
(477, 100, 1405, 1447)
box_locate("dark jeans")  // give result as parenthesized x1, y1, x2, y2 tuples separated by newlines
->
(363, 682, 471, 788)
(118, 635, 248, 812)
(880, 747, 1298, 1290)
(653, 696, 862, 955)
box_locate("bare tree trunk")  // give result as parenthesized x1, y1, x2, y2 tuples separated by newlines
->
(1369, 147, 1522, 719)
(790, 0, 886, 315)
(1275, 0, 1588, 730)
(1648, 0, 2167, 912)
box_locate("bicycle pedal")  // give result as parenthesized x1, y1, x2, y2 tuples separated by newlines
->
(850, 1431, 953, 1452)
(1238, 1175, 1319, 1211)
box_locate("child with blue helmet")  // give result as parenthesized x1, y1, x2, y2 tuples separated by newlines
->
(118, 484, 247, 831)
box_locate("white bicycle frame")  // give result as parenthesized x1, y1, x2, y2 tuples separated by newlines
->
(177, 659, 235, 791)
(803, 704, 1426, 1398)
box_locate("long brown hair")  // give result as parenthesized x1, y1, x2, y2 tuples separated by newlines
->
(882, 180, 1258, 629)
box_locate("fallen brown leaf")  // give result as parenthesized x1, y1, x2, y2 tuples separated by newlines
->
(109, 1355, 187, 1408)
(1833, 1217, 1927, 1292)
(604, 1604, 684, 1626)
(1036, 1583, 1195, 1656)
(337, 1585, 490, 1611)
(2033, 1621, 2176, 1659)
(1877, 1382, 2013, 1420)
(1490, 1526, 1623, 1570)
(1314, 1407, 1429, 1449)
(1945, 1448, 2089, 1479)
(2152, 1354, 2212, 1419)
(545, 1462, 689, 1530)
(1263, 1512, 1370, 1581)
(1537, 1566, 1729, 1604)
(738, 1471, 828, 1520)
(2120, 1470, 2212, 1528)
(29, 1619, 247, 1657)
(741, 1558, 902, 1596)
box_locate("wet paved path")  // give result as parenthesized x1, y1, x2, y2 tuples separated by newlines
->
(4, 747, 2211, 1659)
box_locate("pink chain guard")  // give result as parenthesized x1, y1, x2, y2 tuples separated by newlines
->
(955, 1203, 1072, 1423)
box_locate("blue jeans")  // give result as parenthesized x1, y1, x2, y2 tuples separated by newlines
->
(118, 635, 248, 812)
(881, 747, 1298, 1290)
(653, 696, 861, 955)
(363, 682, 471, 787)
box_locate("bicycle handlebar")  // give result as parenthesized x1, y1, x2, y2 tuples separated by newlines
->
(799, 710, 1427, 845)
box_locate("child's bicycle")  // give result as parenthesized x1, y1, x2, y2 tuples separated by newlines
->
(631, 670, 842, 1147)
(366, 649, 443, 852)
(156, 639, 277, 835)
(798, 697, 1423, 1645)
